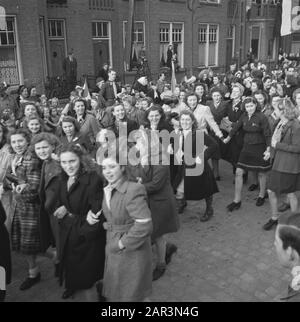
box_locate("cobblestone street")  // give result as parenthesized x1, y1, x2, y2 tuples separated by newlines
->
(6, 161, 291, 302)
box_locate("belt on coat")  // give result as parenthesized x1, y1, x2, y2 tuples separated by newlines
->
(103, 222, 134, 233)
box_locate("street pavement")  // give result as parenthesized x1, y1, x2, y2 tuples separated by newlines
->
(5, 160, 291, 302)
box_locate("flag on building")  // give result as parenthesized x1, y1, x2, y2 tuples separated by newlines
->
(281, 0, 300, 36)
(82, 78, 91, 101)
(171, 60, 177, 93)
(124, 0, 135, 71)
(246, 0, 252, 21)
(0, 6, 7, 31)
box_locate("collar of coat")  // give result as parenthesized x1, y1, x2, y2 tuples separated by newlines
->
(105, 178, 129, 194)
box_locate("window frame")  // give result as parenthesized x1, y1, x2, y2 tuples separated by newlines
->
(92, 20, 113, 67)
(0, 15, 23, 86)
(159, 21, 185, 68)
(198, 23, 219, 67)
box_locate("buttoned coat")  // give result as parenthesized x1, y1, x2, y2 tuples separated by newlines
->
(272, 119, 300, 174)
(130, 165, 179, 240)
(39, 159, 61, 252)
(102, 180, 152, 302)
(58, 170, 106, 290)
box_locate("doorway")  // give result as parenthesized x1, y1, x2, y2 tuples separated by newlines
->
(93, 39, 109, 76)
(49, 40, 65, 77)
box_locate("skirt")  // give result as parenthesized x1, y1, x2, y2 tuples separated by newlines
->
(237, 143, 271, 172)
(268, 170, 300, 195)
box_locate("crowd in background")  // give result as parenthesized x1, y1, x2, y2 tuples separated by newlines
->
(1, 51, 300, 302)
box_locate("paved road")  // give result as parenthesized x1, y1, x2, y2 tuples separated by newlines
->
(5, 161, 291, 302)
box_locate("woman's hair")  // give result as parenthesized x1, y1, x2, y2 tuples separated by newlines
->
(7, 128, 31, 153)
(211, 88, 223, 97)
(61, 116, 81, 136)
(194, 83, 207, 95)
(122, 95, 136, 106)
(242, 97, 258, 111)
(18, 85, 28, 96)
(278, 213, 300, 257)
(179, 110, 198, 132)
(185, 92, 198, 105)
(73, 98, 88, 118)
(254, 89, 269, 105)
(24, 114, 44, 133)
(31, 132, 61, 154)
(58, 143, 97, 174)
(279, 98, 299, 120)
(144, 105, 166, 128)
(251, 78, 263, 91)
(0, 122, 8, 148)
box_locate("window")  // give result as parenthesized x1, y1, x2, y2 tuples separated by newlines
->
(123, 21, 145, 69)
(0, 16, 20, 85)
(198, 24, 219, 67)
(48, 20, 65, 38)
(92, 21, 112, 71)
(160, 22, 184, 69)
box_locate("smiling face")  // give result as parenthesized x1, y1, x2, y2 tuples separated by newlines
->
(102, 157, 124, 185)
(186, 95, 198, 110)
(60, 151, 80, 177)
(74, 101, 85, 117)
(148, 110, 161, 128)
(24, 104, 37, 118)
(62, 121, 75, 137)
(245, 101, 257, 116)
(231, 87, 241, 100)
(254, 93, 265, 107)
(10, 134, 28, 155)
(27, 119, 41, 134)
(35, 140, 53, 161)
(113, 105, 126, 121)
(195, 85, 204, 98)
(180, 114, 194, 131)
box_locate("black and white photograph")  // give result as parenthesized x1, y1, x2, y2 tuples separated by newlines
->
(1, 0, 300, 305)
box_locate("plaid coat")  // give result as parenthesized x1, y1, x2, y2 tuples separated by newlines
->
(11, 151, 42, 255)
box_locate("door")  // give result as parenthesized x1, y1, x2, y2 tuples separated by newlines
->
(226, 39, 233, 71)
(49, 40, 65, 77)
(93, 40, 109, 76)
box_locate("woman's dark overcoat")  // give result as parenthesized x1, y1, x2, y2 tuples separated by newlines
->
(58, 170, 106, 290)
(173, 131, 219, 200)
(0, 201, 11, 285)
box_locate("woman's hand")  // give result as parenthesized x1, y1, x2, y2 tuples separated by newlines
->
(263, 149, 271, 161)
(167, 144, 174, 155)
(223, 137, 231, 144)
(86, 210, 102, 225)
(15, 183, 27, 194)
(54, 206, 68, 219)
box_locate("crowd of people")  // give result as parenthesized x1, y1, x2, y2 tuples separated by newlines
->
(1, 53, 300, 302)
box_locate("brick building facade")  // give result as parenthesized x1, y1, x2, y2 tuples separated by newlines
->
(0, 0, 288, 93)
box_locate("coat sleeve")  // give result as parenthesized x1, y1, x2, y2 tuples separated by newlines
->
(204, 133, 218, 161)
(260, 113, 271, 147)
(21, 156, 41, 202)
(120, 183, 152, 251)
(143, 166, 168, 195)
(276, 126, 300, 154)
(229, 113, 244, 138)
(204, 106, 223, 138)
(79, 174, 105, 241)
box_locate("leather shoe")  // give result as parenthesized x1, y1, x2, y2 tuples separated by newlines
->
(227, 201, 241, 212)
(200, 208, 214, 222)
(256, 197, 265, 207)
(19, 273, 41, 291)
(263, 219, 278, 231)
(248, 184, 259, 192)
(278, 203, 290, 213)
(165, 243, 177, 265)
(62, 289, 75, 299)
(152, 266, 166, 281)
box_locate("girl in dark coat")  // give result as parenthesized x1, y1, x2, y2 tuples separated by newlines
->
(32, 133, 61, 276)
(173, 110, 219, 221)
(0, 201, 11, 302)
(224, 97, 272, 211)
(129, 131, 179, 281)
(55, 144, 106, 301)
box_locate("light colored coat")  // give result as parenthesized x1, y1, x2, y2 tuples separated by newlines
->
(193, 104, 223, 138)
(102, 180, 153, 302)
